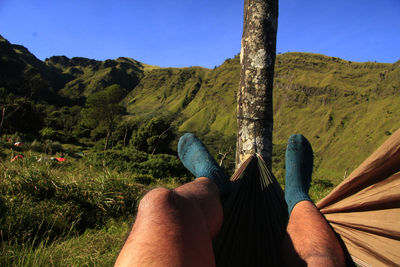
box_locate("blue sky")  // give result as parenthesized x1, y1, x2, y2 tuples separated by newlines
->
(0, 0, 399, 68)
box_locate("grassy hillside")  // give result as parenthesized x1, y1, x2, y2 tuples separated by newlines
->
(124, 67, 209, 119)
(273, 53, 400, 184)
(122, 56, 240, 136)
(179, 57, 239, 136)
(45, 56, 144, 99)
(122, 52, 400, 185)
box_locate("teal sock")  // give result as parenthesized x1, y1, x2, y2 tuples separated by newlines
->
(285, 134, 313, 215)
(178, 133, 231, 197)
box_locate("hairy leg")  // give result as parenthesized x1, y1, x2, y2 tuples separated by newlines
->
(283, 201, 345, 266)
(116, 133, 230, 266)
(283, 134, 345, 266)
(115, 178, 222, 267)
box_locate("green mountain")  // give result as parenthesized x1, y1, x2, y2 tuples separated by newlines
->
(45, 56, 144, 100)
(123, 57, 239, 136)
(273, 53, 400, 184)
(1, 34, 400, 185)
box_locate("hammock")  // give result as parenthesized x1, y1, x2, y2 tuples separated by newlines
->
(213, 129, 400, 266)
(213, 154, 288, 266)
(317, 128, 400, 266)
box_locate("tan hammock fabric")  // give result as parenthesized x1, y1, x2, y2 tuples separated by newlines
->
(317, 128, 400, 266)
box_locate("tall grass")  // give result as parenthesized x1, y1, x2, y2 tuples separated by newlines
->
(0, 219, 130, 267)
(0, 140, 192, 266)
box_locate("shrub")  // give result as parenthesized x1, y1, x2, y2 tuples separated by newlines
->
(50, 141, 63, 153)
(137, 154, 187, 178)
(39, 128, 60, 141)
(130, 117, 176, 154)
(90, 148, 188, 179)
(132, 174, 156, 185)
(30, 139, 43, 152)
(90, 148, 148, 171)
(0, 138, 13, 149)
(39, 140, 63, 154)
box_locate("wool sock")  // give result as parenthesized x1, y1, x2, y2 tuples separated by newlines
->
(178, 133, 231, 197)
(285, 134, 314, 215)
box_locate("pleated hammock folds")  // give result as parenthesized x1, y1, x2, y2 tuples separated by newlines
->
(317, 128, 400, 266)
(213, 128, 400, 266)
(213, 154, 288, 266)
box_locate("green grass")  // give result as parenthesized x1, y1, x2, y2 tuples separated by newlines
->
(0, 141, 192, 266)
(0, 219, 130, 267)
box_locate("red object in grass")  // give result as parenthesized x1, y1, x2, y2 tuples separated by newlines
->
(55, 157, 66, 162)
(11, 155, 23, 162)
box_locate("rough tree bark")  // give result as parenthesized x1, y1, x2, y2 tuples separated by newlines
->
(236, 0, 278, 169)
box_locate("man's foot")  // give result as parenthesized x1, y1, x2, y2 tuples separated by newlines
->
(285, 134, 313, 215)
(178, 133, 231, 197)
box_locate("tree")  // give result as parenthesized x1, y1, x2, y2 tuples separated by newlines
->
(131, 117, 175, 155)
(42, 105, 82, 142)
(81, 85, 126, 150)
(110, 120, 138, 148)
(236, 0, 278, 169)
(0, 88, 24, 134)
(0, 87, 41, 135)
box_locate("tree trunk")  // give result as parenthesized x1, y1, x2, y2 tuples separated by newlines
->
(123, 126, 128, 147)
(0, 107, 5, 135)
(104, 130, 110, 151)
(236, 0, 278, 169)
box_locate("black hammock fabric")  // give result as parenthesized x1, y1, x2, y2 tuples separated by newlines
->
(213, 154, 288, 267)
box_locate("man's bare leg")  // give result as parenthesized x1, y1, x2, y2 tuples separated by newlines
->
(115, 178, 222, 266)
(283, 200, 345, 266)
(282, 134, 345, 266)
(115, 133, 231, 266)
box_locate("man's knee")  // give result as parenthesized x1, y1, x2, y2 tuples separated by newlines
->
(138, 187, 183, 215)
